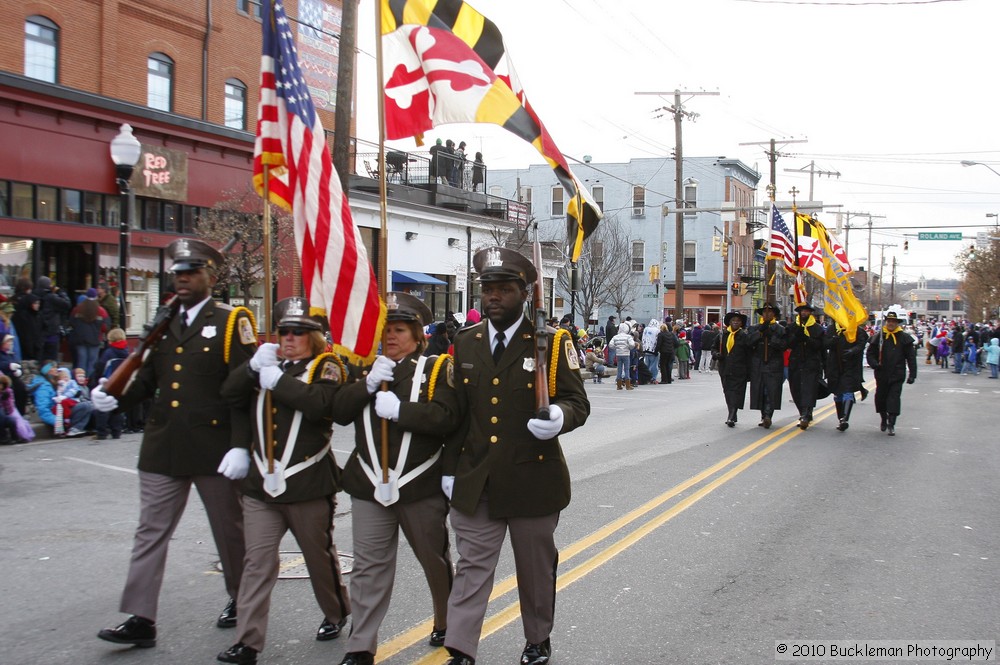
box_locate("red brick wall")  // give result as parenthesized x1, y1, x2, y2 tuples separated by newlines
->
(1, 0, 344, 131)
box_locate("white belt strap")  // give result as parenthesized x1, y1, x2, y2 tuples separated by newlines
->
(360, 356, 440, 504)
(253, 358, 329, 496)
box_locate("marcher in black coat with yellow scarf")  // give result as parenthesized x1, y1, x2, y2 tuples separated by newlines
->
(825, 323, 868, 431)
(747, 303, 786, 429)
(718, 311, 752, 427)
(866, 310, 917, 436)
(787, 303, 827, 429)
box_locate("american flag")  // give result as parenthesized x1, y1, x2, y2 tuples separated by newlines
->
(253, 0, 384, 363)
(767, 203, 796, 274)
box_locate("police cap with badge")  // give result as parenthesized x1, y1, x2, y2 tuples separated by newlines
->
(473, 247, 537, 285)
(273, 296, 328, 333)
(166, 238, 225, 273)
(385, 291, 433, 328)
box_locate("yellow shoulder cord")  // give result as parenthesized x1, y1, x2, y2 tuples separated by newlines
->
(427, 353, 451, 402)
(548, 328, 571, 398)
(224, 306, 258, 364)
(308, 352, 347, 384)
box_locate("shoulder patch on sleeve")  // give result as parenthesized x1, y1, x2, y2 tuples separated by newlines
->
(564, 339, 580, 370)
(238, 316, 256, 346)
(320, 360, 342, 384)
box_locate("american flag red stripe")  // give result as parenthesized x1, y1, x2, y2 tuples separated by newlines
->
(767, 203, 796, 275)
(253, 0, 384, 362)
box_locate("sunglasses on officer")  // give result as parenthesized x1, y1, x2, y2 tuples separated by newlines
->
(278, 328, 309, 337)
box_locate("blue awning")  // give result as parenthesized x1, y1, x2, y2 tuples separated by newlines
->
(391, 270, 448, 285)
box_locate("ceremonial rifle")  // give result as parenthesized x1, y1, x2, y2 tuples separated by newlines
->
(103, 232, 242, 398)
(532, 225, 550, 420)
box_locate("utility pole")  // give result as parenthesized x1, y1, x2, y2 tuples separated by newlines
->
(890, 256, 897, 302)
(739, 137, 807, 304)
(637, 89, 718, 321)
(332, 0, 357, 194)
(836, 211, 883, 258)
(783, 160, 840, 201)
(872, 242, 896, 311)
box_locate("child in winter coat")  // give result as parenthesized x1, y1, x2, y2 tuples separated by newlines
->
(986, 338, 1000, 379)
(0, 374, 33, 443)
(676, 332, 692, 379)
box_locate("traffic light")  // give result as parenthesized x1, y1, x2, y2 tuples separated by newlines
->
(721, 240, 729, 258)
(712, 235, 721, 252)
(648, 264, 659, 284)
(731, 281, 740, 294)
(903, 240, 909, 254)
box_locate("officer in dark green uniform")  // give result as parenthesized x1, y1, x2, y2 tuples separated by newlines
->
(216, 297, 350, 665)
(441, 248, 590, 665)
(335, 292, 460, 665)
(93, 238, 258, 648)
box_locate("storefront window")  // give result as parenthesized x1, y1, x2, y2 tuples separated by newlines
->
(36, 186, 57, 221)
(181, 206, 198, 234)
(84, 192, 103, 225)
(0, 180, 8, 216)
(130, 199, 142, 230)
(106, 197, 120, 228)
(0, 237, 32, 299)
(163, 203, 178, 232)
(11, 183, 32, 218)
(143, 199, 160, 230)
(62, 189, 81, 222)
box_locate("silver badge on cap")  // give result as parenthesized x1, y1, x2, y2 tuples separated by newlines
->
(485, 248, 503, 268)
(287, 298, 305, 317)
(175, 239, 191, 258)
(386, 293, 399, 311)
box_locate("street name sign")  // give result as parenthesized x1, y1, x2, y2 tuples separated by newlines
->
(917, 232, 963, 240)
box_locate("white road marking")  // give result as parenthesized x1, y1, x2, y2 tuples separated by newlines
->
(63, 457, 137, 475)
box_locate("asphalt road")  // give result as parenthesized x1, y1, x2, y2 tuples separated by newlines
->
(1, 361, 996, 665)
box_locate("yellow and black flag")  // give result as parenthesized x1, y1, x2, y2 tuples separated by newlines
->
(380, 0, 602, 261)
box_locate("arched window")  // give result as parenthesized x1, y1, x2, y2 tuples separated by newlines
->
(224, 78, 247, 129)
(25, 16, 58, 83)
(147, 53, 174, 111)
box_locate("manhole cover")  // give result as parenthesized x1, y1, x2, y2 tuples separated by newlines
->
(213, 552, 354, 579)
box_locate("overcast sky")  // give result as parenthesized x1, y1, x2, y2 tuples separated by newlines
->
(353, 0, 1000, 283)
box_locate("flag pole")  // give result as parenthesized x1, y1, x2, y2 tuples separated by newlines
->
(262, 164, 276, 475)
(374, 0, 390, 485)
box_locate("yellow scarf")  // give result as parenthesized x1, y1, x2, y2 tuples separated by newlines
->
(882, 326, 898, 345)
(797, 314, 816, 335)
(726, 326, 738, 353)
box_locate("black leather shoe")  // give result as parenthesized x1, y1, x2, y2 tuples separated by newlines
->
(339, 652, 375, 665)
(97, 615, 157, 648)
(521, 638, 551, 665)
(217, 598, 238, 628)
(444, 656, 475, 665)
(316, 616, 347, 641)
(217, 642, 258, 664)
(445, 648, 476, 665)
(429, 627, 447, 647)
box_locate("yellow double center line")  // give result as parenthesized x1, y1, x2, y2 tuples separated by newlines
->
(383, 396, 850, 663)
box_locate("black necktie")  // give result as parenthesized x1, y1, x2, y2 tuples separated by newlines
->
(493, 331, 506, 364)
(179, 312, 188, 332)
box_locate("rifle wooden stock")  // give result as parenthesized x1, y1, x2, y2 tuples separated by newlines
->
(532, 234, 550, 420)
(103, 295, 180, 398)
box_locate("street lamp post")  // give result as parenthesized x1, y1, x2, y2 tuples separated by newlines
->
(960, 160, 1000, 179)
(109, 124, 141, 331)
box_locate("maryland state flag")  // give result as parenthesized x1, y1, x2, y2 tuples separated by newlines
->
(380, 0, 602, 261)
(814, 216, 867, 342)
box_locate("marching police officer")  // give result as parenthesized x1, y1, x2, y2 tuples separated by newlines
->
(866, 310, 917, 436)
(441, 247, 590, 665)
(93, 238, 258, 648)
(718, 310, 752, 427)
(747, 303, 786, 429)
(334, 292, 460, 665)
(215, 297, 351, 665)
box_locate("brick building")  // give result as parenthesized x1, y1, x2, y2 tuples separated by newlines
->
(0, 0, 346, 334)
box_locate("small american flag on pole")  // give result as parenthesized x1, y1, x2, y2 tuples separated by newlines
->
(767, 203, 796, 275)
(253, 0, 384, 362)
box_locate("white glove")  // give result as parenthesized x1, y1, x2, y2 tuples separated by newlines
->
(259, 365, 282, 391)
(374, 391, 401, 421)
(217, 448, 250, 480)
(90, 378, 119, 412)
(53, 394, 65, 404)
(249, 343, 279, 372)
(365, 356, 396, 394)
(527, 404, 564, 440)
(441, 475, 455, 499)
(9, 363, 21, 378)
